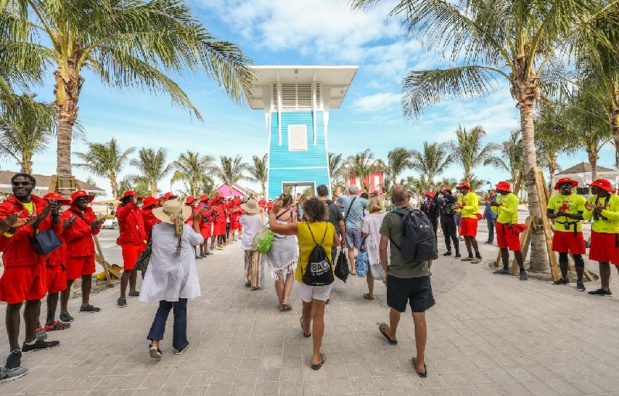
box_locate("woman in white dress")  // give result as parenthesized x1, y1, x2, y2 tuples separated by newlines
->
(140, 199, 203, 358)
(239, 199, 266, 289)
(265, 193, 298, 311)
(361, 197, 388, 300)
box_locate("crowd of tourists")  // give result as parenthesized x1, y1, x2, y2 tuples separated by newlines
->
(0, 170, 618, 383)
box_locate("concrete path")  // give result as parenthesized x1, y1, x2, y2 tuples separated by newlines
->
(1, 222, 619, 395)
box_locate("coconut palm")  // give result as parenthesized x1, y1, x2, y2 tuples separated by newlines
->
(130, 148, 172, 196)
(2, 0, 252, 190)
(402, 175, 431, 194)
(347, 149, 384, 191)
(409, 141, 452, 189)
(436, 177, 458, 190)
(246, 154, 268, 197)
(0, 94, 56, 173)
(386, 147, 414, 187)
(213, 155, 249, 193)
(448, 126, 499, 184)
(74, 138, 135, 199)
(170, 151, 214, 198)
(350, 0, 619, 271)
(484, 130, 524, 185)
(328, 152, 346, 188)
(118, 177, 150, 199)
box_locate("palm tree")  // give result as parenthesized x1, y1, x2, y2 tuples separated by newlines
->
(409, 142, 452, 189)
(246, 154, 268, 197)
(484, 130, 524, 185)
(118, 177, 151, 199)
(0, 94, 56, 173)
(436, 177, 458, 190)
(448, 126, 498, 184)
(402, 175, 431, 194)
(130, 148, 172, 196)
(2, 0, 252, 191)
(213, 155, 249, 193)
(328, 152, 346, 188)
(386, 147, 414, 187)
(350, 0, 619, 271)
(347, 149, 383, 191)
(74, 138, 135, 199)
(170, 151, 214, 198)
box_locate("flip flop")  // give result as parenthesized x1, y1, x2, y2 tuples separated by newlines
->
(281, 302, 292, 311)
(379, 323, 397, 345)
(412, 358, 427, 378)
(44, 320, 70, 331)
(300, 318, 311, 337)
(310, 353, 326, 370)
(363, 293, 374, 300)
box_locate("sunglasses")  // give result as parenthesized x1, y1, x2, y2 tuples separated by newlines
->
(12, 181, 32, 187)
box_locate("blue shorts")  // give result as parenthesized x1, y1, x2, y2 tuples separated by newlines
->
(346, 228, 363, 249)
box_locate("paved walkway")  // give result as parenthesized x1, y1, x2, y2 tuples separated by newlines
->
(1, 223, 619, 395)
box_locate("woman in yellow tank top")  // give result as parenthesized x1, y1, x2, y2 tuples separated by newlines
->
(269, 197, 339, 371)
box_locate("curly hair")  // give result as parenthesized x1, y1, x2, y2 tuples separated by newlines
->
(302, 197, 328, 222)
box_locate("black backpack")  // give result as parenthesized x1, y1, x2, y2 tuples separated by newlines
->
(389, 208, 438, 263)
(302, 222, 334, 286)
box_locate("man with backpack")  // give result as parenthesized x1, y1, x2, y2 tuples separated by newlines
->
(377, 186, 435, 378)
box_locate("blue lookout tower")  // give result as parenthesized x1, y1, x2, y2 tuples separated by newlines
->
(249, 66, 358, 199)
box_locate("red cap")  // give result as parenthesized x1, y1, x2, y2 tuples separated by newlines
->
(142, 196, 158, 209)
(456, 182, 471, 190)
(442, 187, 452, 193)
(164, 192, 178, 200)
(199, 194, 210, 202)
(554, 177, 578, 191)
(185, 196, 196, 205)
(71, 190, 95, 203)
(424, 192, 436, 198)
(495, 181, 511, 193)
(122, 190, 137, 199)
(43, 192, 71, 205)
(588, 179, 616, 193)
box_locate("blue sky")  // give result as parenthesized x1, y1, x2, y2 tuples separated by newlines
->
(13, 0, 614, 197)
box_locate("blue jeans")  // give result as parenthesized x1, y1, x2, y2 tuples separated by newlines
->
(486, 218, 495, 242)
(147, 299, 188, 350)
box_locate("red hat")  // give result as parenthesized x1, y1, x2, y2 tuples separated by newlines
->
(142, 196, 158, 209)
(43, 192, 71, 205)
(588, 179, 616, 193)
(443, 187, 452, 193)
(495, 181, 512, 193)
(122, 190, 137, 199)
(554, 177, 578, 190)
(456, 182, 471, 190)
(71, 190, 95, 203)
(185, 196, 196, 205)
(424, 192, 436, 198)
(199, 194, 210, 202)
(164, 192, 178, 200)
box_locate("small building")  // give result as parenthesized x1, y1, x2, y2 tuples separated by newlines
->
(0, 170, 105, 198)
(348, 170, 385, 194)
(554, 162, 619, 194)
(249, 66, 358, 199)
(214, 184, 257, 199)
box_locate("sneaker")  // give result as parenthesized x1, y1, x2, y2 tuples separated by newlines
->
(79, 305, 101, 312)
(22, 338, 60, 354)
(471, 257, 482, 264)
(59, 311, 74, 323)
(484, 240, 493, 244)
(576, 282, 586, 292)
(149, 344, 162, 359)
(455, 252, 461, 258)
(117, 297, 127, 308)
(0, 366, 28, 384)
(494, 268, 510, 275)
(216, 246, 224, 250)
(5, 349, 22, 369)
(519, 271, 528, 281)
(442, 251, 452, 256)
(461, 256, 473, 262)
(553, 278, 569, 285)
(174, 343, 190, 355)
(588, 288, 612, 296)
(35, 326, 47, 340)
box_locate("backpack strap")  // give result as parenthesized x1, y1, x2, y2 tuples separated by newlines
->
(344, 197, 357, 221)
(306, 221, 328, 246)
(387, 209, 409, 251)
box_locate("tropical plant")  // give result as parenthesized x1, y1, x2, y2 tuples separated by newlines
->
(246, 154, 268, 197)
(130, 148, 172, 196)
(118, 177, 150, 199)
(350, 0, 619, 271)
(402, 175, 431, 194)
(465, 174, 489, 192)
(328, 152, 346, 188)
(170, 151, 214, 198)
(347, 149, 384, 191)
(213, 155, 249, 193)
(385, 147, 413, 186)
(448, 126, 498, 184)
(0, 94, 56, 173)
(74, 138, 135, 199)
(484, 130, 524, 185)
(436, 177, 458, 190)
(1, 0, 252, 188)
(409, 141, 452, 189)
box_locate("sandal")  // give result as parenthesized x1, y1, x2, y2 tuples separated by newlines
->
(310, 353, 326, 370)
(363, 293, 374, 300)
(281, 302, 292, 311)
(44, 320, 71, 331)
(412, 358, 427, 378)
(379, 323, 397, 345)
(245, 281, 251, 287)
(300, 318, 311, 337)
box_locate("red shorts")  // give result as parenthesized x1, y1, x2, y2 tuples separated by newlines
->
(213, 222, 226, 236)
(552, 231, 586, 254)
(0, 265, 47, 304)
(460, 217, 478, 238)
(200, 224, 212, 239)
(121, 243, 146, 271)
(229, 220, 241, 230)
(589, 231, 619, 265)
(496, 222, 521, 251)
(65, 255, 96, 281)
(46, 265, 67, 293)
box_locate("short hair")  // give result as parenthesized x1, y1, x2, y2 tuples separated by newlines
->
(348, 185, 359, 195)
(302, 197, 328, 222)
(121, 196, 133, 206)
(367, 197, 382, 213)
(360, 192, 369, 199)
(316, 184, 329, 197)
(391, 185, 409, 205)
(11, 173, 36, 186)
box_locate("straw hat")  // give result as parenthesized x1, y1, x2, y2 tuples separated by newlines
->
(241, 199, 261, 214)
(153, 199, 193, 224)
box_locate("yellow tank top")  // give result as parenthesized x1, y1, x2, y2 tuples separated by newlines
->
(295, 221, 335, 283)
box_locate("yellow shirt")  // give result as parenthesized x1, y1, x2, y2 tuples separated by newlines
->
(295, 221, 335, 283)
(583, 194, 619, 233)
(547, 193, 586, 233)
(492, 193, 519, 224)
(4, 202, 34, 237)
(457, 192, 479, 219)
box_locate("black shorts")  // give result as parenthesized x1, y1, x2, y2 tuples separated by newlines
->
(387, 275, 435, 313)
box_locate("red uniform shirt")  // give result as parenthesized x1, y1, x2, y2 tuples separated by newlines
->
(208, 198, 227, 224)
(60, 205, 100, 258)
(142, 208, 160, 235)
(116, 202, 146, 245)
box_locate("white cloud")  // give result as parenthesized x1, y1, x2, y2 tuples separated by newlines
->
(349, 92, 401, 113)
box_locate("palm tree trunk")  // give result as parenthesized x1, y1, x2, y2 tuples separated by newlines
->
(587, 148, 598, 181)
(110, 174, 119, 200)
(54, 64, 84, 178)
(519, 80, 548, 272)
(612, 98, 619, 167)
(20, 152, 32, 174)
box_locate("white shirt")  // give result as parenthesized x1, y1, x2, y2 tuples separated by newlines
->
(239, 214, 264, 251)
(361, 212, 390, 266)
